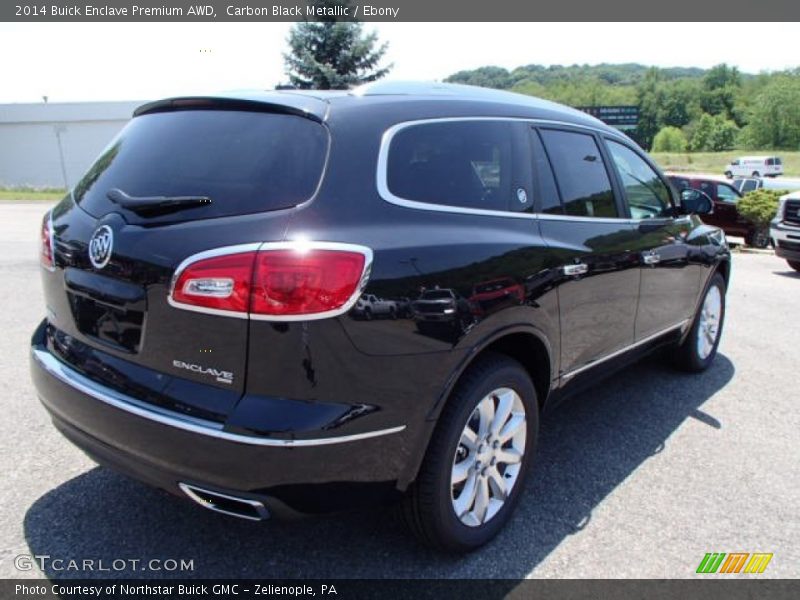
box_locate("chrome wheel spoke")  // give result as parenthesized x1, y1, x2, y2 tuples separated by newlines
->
(498, 413, 525, 442)
(490, 389, 515, 435)
(487, 467, 508, 501)
(473, 475, 490, 523)
(477, 397, 495, 437)
(453, 471, 479, 517)
(451, 459, 471, 485)
(460, 427, 478, 451)
(496, 447, 523, 465)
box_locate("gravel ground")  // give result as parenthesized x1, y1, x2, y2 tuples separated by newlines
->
(0, 202, 797, 580)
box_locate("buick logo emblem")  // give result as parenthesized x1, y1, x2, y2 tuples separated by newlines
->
(88, 225, 113, 269)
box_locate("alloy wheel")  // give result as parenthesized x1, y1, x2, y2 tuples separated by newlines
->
(450, 387, 527, 527)
(697, 284, 722, 359)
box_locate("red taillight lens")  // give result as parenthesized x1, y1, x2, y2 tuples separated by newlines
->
(40, 212, 54, 270)
(251, 249, 366, 316)
(171, 252, 257, 313)
(170, 245, 369, 318)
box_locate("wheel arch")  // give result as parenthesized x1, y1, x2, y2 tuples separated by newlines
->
(396, 326, 554, 491)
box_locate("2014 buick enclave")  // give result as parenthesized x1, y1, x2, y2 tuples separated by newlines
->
(30, 82, 730, 552)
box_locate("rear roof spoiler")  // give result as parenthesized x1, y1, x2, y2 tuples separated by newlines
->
(133, 94, 328, 123)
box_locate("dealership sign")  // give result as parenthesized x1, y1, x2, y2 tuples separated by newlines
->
(577, 106, 639, 131)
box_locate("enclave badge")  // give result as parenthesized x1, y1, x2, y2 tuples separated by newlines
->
(88, 225, 113, 269)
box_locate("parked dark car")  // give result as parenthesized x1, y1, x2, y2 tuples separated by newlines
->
(469, 277, 525, 316)
(31, 82, 730, 552)
(668, 174, 768, 247)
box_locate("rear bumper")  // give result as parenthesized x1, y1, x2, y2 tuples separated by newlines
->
(30, 331, 410, 516)
(770, 222, 800, 261)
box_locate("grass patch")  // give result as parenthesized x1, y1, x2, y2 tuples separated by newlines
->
(651, 151, 800, 177)
(0, 187, 66, 201)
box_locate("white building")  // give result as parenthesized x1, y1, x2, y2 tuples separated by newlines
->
(0, 101, 143, 189)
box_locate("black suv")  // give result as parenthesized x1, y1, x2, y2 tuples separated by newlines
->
(31, 82, 730, 552)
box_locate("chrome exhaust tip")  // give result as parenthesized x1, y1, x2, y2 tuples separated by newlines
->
(178, 482, 270, 521)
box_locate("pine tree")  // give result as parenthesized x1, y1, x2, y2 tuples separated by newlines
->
(283, 17, 392, 90)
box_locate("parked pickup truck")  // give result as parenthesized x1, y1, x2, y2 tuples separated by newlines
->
(771, 191, 800, 272)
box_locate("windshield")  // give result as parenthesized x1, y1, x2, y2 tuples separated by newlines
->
(73, 110, 328, 222)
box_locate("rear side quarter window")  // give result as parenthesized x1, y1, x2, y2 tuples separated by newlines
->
(383, 120, 528, 213)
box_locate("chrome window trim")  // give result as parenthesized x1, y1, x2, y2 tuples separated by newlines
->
(33, 347, 405, 447)
(376, 116, 638, 224)
(561, 319, 690, 381)
(168, 240, 373, 322)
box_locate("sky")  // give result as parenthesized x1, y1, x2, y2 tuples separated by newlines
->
(1, 22, 798, 103)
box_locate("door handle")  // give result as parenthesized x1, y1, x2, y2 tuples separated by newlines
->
(642, 252, 661, 265)
(562, 263, 588, 276)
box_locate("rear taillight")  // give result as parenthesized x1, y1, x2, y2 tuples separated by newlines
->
(169, 242, 371, 320)
(171, 251, 257, 315)
(40, 212, 54, 270)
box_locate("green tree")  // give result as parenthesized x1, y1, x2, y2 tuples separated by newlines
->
(634, 68, 665, 149)
(700, 63, 742, 122)
(740, 74, 800, 149)
(688, 113, 739, 151)
(652, 126, 688, 152)
(283, 15, 391, 89)
(446, 66, 513, 89)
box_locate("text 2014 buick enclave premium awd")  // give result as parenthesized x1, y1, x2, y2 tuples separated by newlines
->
(31, 82, 730, 551)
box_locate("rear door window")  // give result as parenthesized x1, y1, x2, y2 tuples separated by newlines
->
(386, 121, 522, 213)
(74, 110, 329, 222)
(538, 129, 618, 218)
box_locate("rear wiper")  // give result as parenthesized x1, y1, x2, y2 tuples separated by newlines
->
(107, 188, 211, 213)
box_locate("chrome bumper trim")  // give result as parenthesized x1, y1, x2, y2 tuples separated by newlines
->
(32, 348, 405, 447)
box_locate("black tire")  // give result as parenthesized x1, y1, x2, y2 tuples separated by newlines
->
(401, 353, 539, 552)
(788, 261, 800, 272)
(724, 171, 733, 179)
(745, 230, 769, 249)
(390, 307, 398, 320)
(674, 273, 726, 373)
(364, 308, 373, 321)
(752, 171, 760, 178)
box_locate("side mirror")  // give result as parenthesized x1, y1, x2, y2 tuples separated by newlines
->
(680, 189, 714, 215)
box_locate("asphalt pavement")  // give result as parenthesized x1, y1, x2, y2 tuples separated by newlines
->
(0, 201, 797, 580)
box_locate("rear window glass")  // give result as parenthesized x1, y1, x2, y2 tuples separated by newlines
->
(386, 121, 514, 212)
(73, 110, 328, 221)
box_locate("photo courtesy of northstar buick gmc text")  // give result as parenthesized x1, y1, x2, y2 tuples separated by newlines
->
(31, 82, 730, 552)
